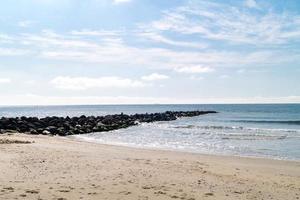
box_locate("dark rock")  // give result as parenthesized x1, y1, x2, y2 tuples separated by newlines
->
(42, 130, 51, 135)
(56, 127, 66, 136)
(36, 128, 44, 134)
(30, 129, 38, 135)
(46, 126, 58, 134)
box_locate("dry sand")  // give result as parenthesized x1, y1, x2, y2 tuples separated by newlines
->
(0, 133, 299, 200)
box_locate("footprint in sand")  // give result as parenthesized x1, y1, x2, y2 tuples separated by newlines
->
(204, 192, 214, 196)
(3, 186, 14, 192)
(119, 191, 131, 195)
(233, 191, 244, 194)
(154, 191, 166, 195)
(87, 192, 97, 195)
(0, 139, 32, 144)
(25, 189, 39, 194)
(142, 186, 152, 190)
(58, 189, 70, 193)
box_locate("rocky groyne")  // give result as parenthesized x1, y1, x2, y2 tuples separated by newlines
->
(0, 110, 217, 136)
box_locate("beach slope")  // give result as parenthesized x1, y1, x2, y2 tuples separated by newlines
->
(0, 133, 299, 200)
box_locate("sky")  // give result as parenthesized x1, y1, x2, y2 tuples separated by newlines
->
(0, 0, 300, 105)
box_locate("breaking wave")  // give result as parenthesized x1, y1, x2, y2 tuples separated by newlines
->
(231, 120, 300, 125)
(172, 124, 299, 133)
(169, 124, 300, 140)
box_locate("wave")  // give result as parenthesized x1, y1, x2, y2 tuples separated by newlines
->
(219, 133, 289, 140)
(231, 120, 300, 125)
(173, 125, 244, 130)
(172, 125, 300, 133)
(169, 124, 300, 141)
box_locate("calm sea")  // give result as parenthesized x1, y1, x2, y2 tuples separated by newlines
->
(1, 104, 299, 160)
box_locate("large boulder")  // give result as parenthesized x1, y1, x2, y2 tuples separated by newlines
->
(42, 130, 51, 135)
(45, 126, 58, 134)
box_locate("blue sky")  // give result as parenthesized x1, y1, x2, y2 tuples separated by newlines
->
(0, 0, 300, 105)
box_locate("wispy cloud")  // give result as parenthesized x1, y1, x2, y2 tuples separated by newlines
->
(148, 0, 300, 45)
(175, 66, 214, 74)
(189, 76, 203, 80)
(70, 29, 123, 37)
(244, 0, 259, 9)
(50, 73, 170, 90)
(0, 0, 299, 78)
(0, 34, 14, 44)
(1, 29, 299, 75)
(0, 47, 29, 56)
(138, 31, 207, 49)
(18, 20, 36, 28)
(0, 78, 11, 84)
(113, 0, 132, 5)
(50, 76, 146, 90)
(219, 74, 230, 79)
(1, 24, 299, 76)
(141, 73, 169, 81)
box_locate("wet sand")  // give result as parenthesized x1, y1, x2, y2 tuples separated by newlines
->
(0, 133, 299, 200)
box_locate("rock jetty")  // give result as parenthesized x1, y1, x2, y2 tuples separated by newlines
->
(0, 111, 217, 136)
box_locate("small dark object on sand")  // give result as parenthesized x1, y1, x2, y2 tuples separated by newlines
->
(0, 139, 32, 144)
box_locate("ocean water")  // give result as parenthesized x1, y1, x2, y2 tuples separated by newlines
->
(1, 104, 300, 160)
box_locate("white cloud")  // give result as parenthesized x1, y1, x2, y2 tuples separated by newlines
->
(0, 48, 29, 56)
(33, 30, 299, 71)
(113, 0, 131, 4)
(0, 78, 11, 84)
(237, 69, 246, 74)
(3, 30, 300, 73)
(147, 1, 300, 45)
(18, 20, 35, 28)
(0, 34, 14, 44)
(2, 3, 300, 78)
(50, 76, 146, 90)
(70, 29, 122, 37)
(141, 73, 169, 81)
(245, 0, 258, 9)
(138, 31, 207, 49)
(175, 66, 214, 74)
(220, 74, 230, 79)
(189, 76, 203, 80)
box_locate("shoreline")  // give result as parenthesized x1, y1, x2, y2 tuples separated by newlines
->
(73, 135, 300, 162)
(1, 133, 299, 200)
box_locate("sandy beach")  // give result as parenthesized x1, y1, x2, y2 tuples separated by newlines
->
(0, 133, 299, 200)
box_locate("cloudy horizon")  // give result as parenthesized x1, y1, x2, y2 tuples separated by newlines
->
(0, 0, 300, 105)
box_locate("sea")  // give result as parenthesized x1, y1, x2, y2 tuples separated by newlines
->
(0, 104, 299, 161)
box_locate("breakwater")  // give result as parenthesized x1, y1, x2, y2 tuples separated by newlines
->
(0, 111, 217, 136)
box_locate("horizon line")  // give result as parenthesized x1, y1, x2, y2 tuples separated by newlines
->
(0, 102, 300, 107)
